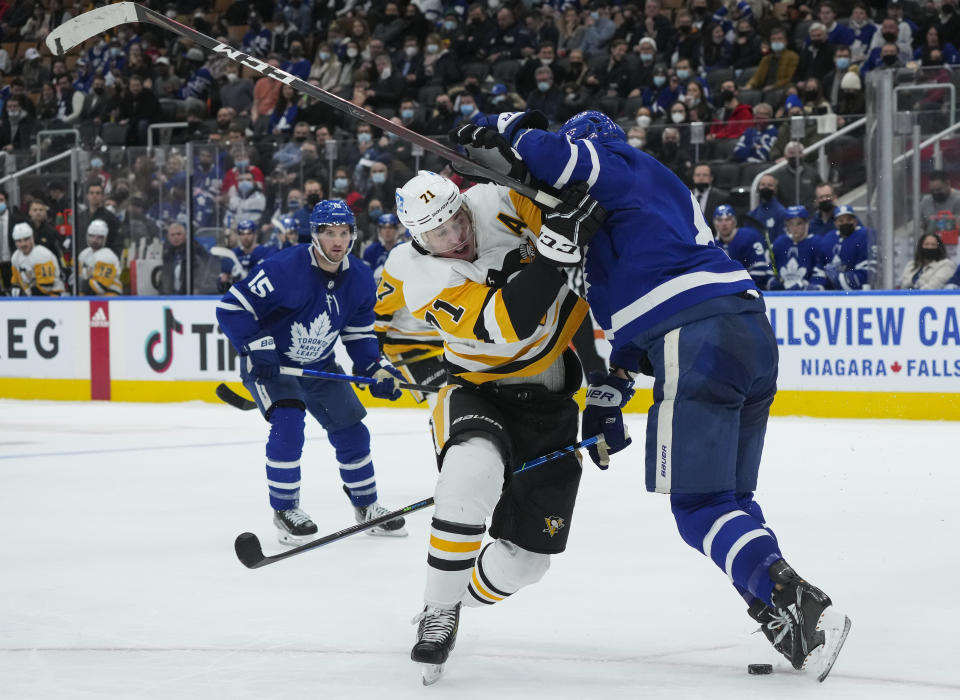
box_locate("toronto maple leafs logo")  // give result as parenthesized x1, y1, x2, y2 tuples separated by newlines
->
(286, 312, 340, 363)
(780, 256, 808, 288)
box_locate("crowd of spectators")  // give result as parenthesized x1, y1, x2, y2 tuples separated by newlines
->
(0, 0, 959, 295)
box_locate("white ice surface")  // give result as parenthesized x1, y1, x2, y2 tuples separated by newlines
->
(0, 400, 957, 700)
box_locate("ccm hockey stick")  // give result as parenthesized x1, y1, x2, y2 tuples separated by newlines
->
(234, 435, 603, 568)
(215, 365, 439, 411)
(46, 3, 562, 208)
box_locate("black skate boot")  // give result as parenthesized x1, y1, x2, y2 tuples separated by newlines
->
(764, 559, 852, 682)
(341, 485, 407, 536)
(273, 507, 318, 546)
(411, 603, 460, 685)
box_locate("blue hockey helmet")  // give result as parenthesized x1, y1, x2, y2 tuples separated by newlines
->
(377, 212, 400, 227)
(280, 215, 298, 232)
(310, 199, 357, 264)
(237, 219, 257, 234)
(784, 205, 808, 221)
(560, 110, 626, 143)
(713, 204, 736, 220)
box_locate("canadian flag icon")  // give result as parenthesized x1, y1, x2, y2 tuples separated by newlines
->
(891, 361, 902, 373)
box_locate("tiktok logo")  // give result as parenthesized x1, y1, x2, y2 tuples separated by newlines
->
(145, 307, 184, 373)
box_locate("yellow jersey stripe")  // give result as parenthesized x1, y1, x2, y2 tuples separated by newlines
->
(430, 535, 483, 553)
(471, 569, 504, 601)
(508, 190, 543, 235)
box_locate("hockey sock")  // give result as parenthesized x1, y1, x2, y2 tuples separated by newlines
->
(328, 422, 376, 507)
(671, 490, 783, 606)
(425, 436, 504, 608)
(464, 540, 550, 608)
(265, 406, 306, 511)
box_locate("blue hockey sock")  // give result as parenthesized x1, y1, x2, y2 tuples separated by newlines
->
(671, 491, 783, 606)
(265, 406, 306, 511)
(329, 422, 377, 507)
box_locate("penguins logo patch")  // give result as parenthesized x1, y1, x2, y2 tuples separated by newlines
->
(543, 516, 565, 537)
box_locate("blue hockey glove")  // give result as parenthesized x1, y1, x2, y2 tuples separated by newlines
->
(582, 371, 635, 469)
(245, 336, 281, 381)
(356, 361, 404, 401)
(471, 110, 549, 143)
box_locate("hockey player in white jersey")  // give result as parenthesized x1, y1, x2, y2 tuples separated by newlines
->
(383, 171, 606, 684)
(10, 222, 64, 296)
(78, 219, 122, 295)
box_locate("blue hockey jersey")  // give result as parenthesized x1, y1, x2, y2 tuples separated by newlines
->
(810, 226, 876, 290)
(215, 245, 380, 371)
(748, 199, 787, 243)
(219, 244, 274, 278)
(771, 234, 819, 290)
(509, 126, 755, 349)
(719, 227, 775, 289)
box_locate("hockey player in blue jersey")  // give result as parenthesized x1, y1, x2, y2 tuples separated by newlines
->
(218, 219, 274, 287)
(361, 213, 402, 276)
(215, 200, 408, 544)
(712, 205, 776, 290)
(810, 205, 877, 290)
(454, 109, 851, 681)
(772, 206, 820, 290)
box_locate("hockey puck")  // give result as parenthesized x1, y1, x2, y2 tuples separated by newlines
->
(747, 664, 773, 675)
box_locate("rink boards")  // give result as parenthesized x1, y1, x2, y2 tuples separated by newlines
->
(0, 292, 958, 420)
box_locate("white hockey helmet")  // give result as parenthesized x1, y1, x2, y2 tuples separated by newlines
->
(87, 219, 109, 244)
(11, 222, 33, 240)
(395, 170, 464, 250)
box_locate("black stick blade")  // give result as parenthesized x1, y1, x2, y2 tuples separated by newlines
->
(216, 383, 257, 411)
(235, 532, 266, 569)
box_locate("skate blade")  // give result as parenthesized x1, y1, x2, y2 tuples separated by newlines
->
(804, 606, 852, 682)
(276, 531, 317, 547)
(366, 526, 408, 538)
(421, 662, 445, 686)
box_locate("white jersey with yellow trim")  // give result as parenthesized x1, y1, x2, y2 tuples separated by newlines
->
(376, 183, 587, 385)
(373, 241, 442, 352)
(79, 246, 123, 295)
(11, 244, 64, 296)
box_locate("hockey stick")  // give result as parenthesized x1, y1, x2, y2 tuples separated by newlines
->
(210, 246, 244, 279)
(46, 3, 562, 209)
(215, 365, 439, 411)
(393, 348, 444, 367)
(234, 435, 603, 568)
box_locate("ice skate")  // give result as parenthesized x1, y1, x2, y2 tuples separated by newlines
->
(411, 603, 460, 685)
(759, 559, 852, 682)
(355, 501, 407, 536)
(272, 507, 318, 546)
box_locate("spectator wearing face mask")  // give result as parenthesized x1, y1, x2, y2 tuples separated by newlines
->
(707, 80, 753, 141)
(731, 19, 764, 70)
(310, 42, 346, 91)
(0, 96, 37, 152)
(672, 11, 703, 70)
(703, 22, 733, 71)
(920, 170, 960, 234)
(243, 12, 272, 58)
(517, 43, 567, 97)
(643, 65, 680, 115)
(484, 83, 526, 113)
(746, 27, 799, 90)
(900, 232, 957, 289)
(824, 45, 855, 105)
(682, 80, 714, 122)
(809, 182, 838, 237)
(749, 173, 788, 243)
(797, 23, 837, 82)
(222, 151, 265, 196)
(691, 162, 729, 221)
(732, 102, 778, 163)
(226, 172, 267, 228)
(866, 17, 913, 63)
(626, 126, 649, 153)
(525, 66, 564, 123)
(422, 32, 463, 89)
(834, 71, 865, 123)
(657, 126, 692, 182)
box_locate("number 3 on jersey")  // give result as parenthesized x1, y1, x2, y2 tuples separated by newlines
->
(247, 269, 274, 298)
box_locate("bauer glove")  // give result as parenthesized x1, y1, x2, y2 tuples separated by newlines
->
(536, 182, 607, 267)
(356, 360, 404, 401)
(582, 371, 635, 469)
(245, 335, 281, 381)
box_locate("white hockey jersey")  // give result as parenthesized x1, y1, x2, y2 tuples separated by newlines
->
(375, 183, 587, 385)
(79, 246, 122, 295)
(11, 244, 64, 296)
